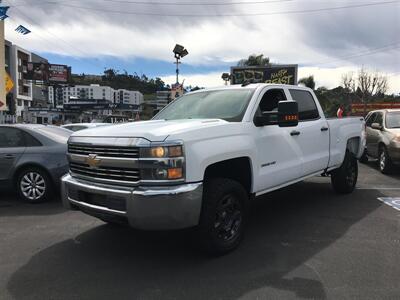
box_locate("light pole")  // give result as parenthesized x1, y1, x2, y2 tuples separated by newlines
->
(221, 73, 231, 86)
(173, 44, 188, 84)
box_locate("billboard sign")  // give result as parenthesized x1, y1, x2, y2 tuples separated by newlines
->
(230, 65, 298, 85)
(26, 63, 70, 83)
(48, 64, 69, 83)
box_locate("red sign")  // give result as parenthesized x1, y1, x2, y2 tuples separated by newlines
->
(351, 103, 400, 116)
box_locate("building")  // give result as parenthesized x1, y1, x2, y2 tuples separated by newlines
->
(48, 84, 143, 107)
(155, 90, 171, 110)
(31, 53, 49, 108)
(11, 45, 33, 122)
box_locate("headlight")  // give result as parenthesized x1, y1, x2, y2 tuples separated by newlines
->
(141, 145, 183, 158)
(393, 136, 400, 143)
(140, 143, 185, 181)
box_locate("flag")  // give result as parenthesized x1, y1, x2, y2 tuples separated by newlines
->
(0, 6, 9, 20)
(15, 25, 31, 35)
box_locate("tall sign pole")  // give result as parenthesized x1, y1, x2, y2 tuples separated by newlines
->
(0, 20, 6, 111)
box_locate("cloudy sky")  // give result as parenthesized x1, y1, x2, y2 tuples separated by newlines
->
(3, 0, 400, 93)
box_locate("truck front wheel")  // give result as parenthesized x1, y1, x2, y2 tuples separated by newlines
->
(197, 178, 247, 255)
(331, 151, 358, 194)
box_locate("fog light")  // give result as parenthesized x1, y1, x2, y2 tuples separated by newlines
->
(155, 168, 168, 180)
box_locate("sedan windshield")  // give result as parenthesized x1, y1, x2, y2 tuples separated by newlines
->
(386, 112, 400, 128)
(153, 89, 255, 122)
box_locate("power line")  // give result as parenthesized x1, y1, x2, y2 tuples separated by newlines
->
(309, 42, 400, 67)
(27, 0, 400, 17)
(8, 0, 293, 7)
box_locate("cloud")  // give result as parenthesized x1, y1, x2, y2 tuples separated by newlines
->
(3, 0, 400, 90)
(161, 66, 400, 94)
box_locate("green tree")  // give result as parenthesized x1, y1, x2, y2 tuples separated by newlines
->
(238, 54, 270, 67)
(298, 75, 316, 90)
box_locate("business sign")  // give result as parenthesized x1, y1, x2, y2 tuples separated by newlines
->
(230, 65, 298, 85)
(26, 63, 70, 83)
(5, 72, 14, 93)
(351, 103, 400, 116)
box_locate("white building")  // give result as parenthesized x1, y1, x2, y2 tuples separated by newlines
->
(11, 45, 33, 121)
(48, 84, 143, 107)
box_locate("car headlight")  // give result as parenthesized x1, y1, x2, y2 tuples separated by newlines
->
(140, 144, 185, 181)
(141, 145, 183, 158)
(393, 136, 400, 143)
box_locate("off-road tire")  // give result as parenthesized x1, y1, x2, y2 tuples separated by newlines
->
(16, 167, 53, 203)
(331, 151, 358, 194)
(197, 178, 247, 255)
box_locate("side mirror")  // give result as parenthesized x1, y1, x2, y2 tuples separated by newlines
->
(278, 101, 299, 127)
(371, 123, 382, 130)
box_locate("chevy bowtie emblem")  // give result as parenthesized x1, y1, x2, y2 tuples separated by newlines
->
(86, 154, 101, 168)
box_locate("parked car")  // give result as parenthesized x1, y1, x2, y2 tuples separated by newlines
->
(62, 123, 110, 132)
(61, 84, 365, 254)
(0, 124, 72, 203)
(361, 109, 400, 173)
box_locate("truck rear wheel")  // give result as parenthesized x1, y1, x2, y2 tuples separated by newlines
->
(331, 151, 358, 194)
(197, 178, 247, 255)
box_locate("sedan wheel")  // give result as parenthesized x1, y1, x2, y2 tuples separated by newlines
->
(379, 146, 393, 174)
(17, 168, 52, 203)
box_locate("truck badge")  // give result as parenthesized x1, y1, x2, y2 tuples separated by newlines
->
(86, 154, 101, 168)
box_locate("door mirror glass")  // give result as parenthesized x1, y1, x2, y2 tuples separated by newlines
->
(371, 123, 382, 130)
(278, 101, 299, 127)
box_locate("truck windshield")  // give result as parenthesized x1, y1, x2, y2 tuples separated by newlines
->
(386, 112, 400, 128)
(153, 89, 255, 122)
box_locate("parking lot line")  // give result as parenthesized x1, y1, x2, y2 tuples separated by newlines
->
(377, 197, 400, 211)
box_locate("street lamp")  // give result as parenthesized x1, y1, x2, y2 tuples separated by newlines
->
(173, 44, 188, 84)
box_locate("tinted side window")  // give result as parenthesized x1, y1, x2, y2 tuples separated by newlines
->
(366, 112, 377, 127)
(289, 89, 319, 121)
(257, 89, 287, 123)
(374, 113, 383, 126)
(23, 131, 42, 147)
(0, 128, 26, 148)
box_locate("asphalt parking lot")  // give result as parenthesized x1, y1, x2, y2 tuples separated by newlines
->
(1, 162, 399, 300)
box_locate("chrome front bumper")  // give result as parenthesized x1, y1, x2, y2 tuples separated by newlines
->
(61, 174, 203, 230)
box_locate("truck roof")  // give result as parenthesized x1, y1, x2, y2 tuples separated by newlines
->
(190, 83, 310, 93)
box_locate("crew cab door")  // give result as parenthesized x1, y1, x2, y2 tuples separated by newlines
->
(252, 88, 303, 192)
(0, 127, 26, 182)
(287, 88, 330, 176)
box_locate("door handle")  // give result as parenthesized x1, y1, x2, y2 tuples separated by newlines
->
(4, 154, 15, 159)
(321, 126, 329, 132)
(290, 130, 301, 136)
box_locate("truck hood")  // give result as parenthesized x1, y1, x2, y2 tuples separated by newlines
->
(71, 119, 229, 142)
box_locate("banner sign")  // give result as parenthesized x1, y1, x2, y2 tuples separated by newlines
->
(26, 63, 70, 83)
(231, 65, 298, 85)
(351, 103, 400, 116)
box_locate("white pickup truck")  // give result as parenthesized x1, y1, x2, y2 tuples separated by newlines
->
(62, 84, 366, 254)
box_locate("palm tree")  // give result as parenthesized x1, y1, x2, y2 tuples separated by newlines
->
(298, 75, 316, 90)
(238, 54, 270, 67)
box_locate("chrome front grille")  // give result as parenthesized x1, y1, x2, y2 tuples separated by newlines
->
(69, 162, 140, 184)
(68, 144, 139, 159)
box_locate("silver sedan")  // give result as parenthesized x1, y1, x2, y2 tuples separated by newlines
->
(0, 124, 72, 203)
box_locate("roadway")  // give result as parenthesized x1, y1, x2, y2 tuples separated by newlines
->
(0, 162, 399, 299)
